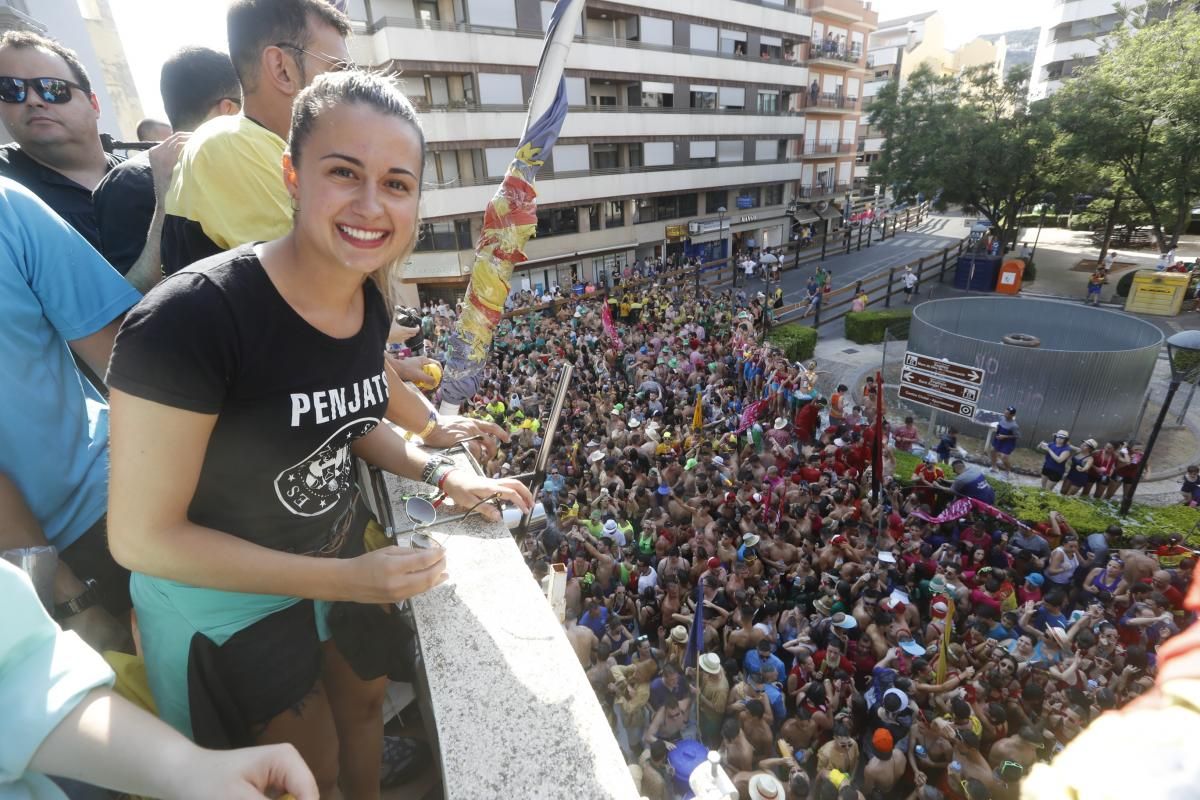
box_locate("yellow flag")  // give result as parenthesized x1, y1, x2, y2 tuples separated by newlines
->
(935, 595, 955, 684)
(693, 391, 704, 431)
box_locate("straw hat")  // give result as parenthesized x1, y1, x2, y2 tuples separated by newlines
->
(669, 625, 688, 644)
(748, 773, 784, 800)
(699, 653, 722, 675)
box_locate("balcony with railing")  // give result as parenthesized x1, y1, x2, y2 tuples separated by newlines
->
(797, 91, 858, 112)
(804, 41, 864, 67)
(797, 181, 853, 199)
(806, 0, 876, 24)
(796, 139, 855, 157)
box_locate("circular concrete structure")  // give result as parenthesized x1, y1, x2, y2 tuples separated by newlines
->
(907, 297, 1163, 445)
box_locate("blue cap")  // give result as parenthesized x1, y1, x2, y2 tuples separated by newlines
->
(1026, 573, 1045, 587)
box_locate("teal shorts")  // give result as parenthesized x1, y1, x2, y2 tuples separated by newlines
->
(132, 572, 334, 740)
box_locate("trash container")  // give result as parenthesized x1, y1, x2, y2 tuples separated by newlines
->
(1124, 271, 1190, 316)
(995, 258, 1026, 295)
(953, 254, 1002, 291)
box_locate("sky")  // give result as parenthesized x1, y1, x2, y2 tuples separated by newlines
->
(109, 0, 1045, 120)
(870, 0, 1045, 48)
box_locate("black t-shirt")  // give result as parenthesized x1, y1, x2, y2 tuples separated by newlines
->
(108, 244, 391, 555)
(0, 144, 123, 250)
(92, 155, 155, 275)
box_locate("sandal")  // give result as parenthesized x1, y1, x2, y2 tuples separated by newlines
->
(380, 734, 431, 788)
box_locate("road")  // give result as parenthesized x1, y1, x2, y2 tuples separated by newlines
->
(733, 214, 967, 314)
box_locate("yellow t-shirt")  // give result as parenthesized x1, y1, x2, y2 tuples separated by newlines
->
(162, 114, 291, 274)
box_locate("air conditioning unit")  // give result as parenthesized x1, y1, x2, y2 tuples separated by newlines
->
(816, 200, 829, 213)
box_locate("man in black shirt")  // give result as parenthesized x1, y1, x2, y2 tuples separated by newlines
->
(92, 47, 241, 278)
(0, 31, 118, 247)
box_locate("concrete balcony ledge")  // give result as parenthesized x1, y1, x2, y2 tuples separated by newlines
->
(386, 454, 637, 799)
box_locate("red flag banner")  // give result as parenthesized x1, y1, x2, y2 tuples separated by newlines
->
(601, 302, 622, 350)
(736, 399, 769, 434)
(909, 497, 1026, 529)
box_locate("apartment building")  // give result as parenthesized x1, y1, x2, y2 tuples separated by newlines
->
(855, 11, 995, 189)
(344, 0, 876, 305)
(1027, 0, 1130, 101)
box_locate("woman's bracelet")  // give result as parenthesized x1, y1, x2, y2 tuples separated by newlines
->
(421, 455, 452, 485)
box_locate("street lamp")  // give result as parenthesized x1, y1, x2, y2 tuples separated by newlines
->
(1120, 329, 1200, 515)
(1029, 191, 1056, 262)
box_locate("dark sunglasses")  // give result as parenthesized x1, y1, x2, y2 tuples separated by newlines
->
(0, 76, 87, 104)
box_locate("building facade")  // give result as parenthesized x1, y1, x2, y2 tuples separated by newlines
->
(1027, 0, 1126, 101)
(343, 0, 876, 306)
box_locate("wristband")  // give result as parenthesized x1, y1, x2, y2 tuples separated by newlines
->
(421, 455, 451, 485)
(405, 411, 438, 442)
(436, 465, 457, 492)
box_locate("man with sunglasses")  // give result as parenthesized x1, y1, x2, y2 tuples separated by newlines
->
(0, 32, 120, 251)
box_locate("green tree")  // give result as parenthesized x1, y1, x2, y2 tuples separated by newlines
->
(868, 63, 1058, 252)
(1052, 9, 1200, 252)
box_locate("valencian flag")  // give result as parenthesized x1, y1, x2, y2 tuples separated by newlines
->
(692, 389, 704, 431)
(439, 0, 587, 411)
(601, 302, 623, 350)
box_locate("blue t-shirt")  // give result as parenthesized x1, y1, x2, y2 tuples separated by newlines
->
(744, 649, 787, 681)
(0, 177, 140, 548)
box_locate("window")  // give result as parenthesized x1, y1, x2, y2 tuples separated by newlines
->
(416, 0, 439, 23)
(468, 0, 516, 29)
(706, 190, 727, 213)
(552, 144, 589, 174)
(757, 90, 779, 114)
(427, 151, 461, 187)
(644, 142, 674, 166)
(461, 73, 477, 104)
(764, 184, 784, 206)
(565, 77, 586, 106)
(689, 140, 716, 161)
(717, 140, 743, 163)
(484, 147, 512, 177)
(536, 207, 579, 238)
(627, 143, 643, 168)
(718, 86, 745, 110)
(691, 24, 718, 51)
(588, 203, 602, 230)
(690, 85, 717, 109)
(734, 187, 761, 209)
(760, 34, 782, 60)
(592, 144, 619, 170)
(754, 140, 780, 161)
(478, 73, 522, 105)
(540, 1, 583, 35)
(636, 193, 697, 223)
(605, 200, 625, 228)
(424, 76, 450, 106)
(640, 80, 674, 108)
(415, 220, 473, 252)
(639, 16, 674, 46)
(720, 28, 747, 56)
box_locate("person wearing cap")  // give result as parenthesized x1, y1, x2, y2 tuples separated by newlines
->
(863, 727, 906, 795)
(989, 407, 1020, 478)
(744, 638, 786, 680)
(1036, 430, 1074, 491)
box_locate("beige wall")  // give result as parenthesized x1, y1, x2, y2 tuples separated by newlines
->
(81, 0, 143, 138)
(952, 37, 997, 73)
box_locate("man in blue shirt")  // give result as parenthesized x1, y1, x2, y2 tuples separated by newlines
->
(744, 638, 786, 679)
(0, 176, 141, 652)
(948, 459, 997, 505)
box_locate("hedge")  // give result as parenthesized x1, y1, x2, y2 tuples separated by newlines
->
(766, 323, 818, 362)
(890, 451, 1200, 544)
(845, 308, 913, 344)
(1016, 214, 1070, 228)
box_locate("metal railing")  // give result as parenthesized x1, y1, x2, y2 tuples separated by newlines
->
(798, 92, 858, 110)
(367, 16, 805, 68)
(410, 99, 803, 117)
(421, 155, 803, 192)
(796, 183, 853, 199)
(797, 140, 854, 156)
(804, 42, 864, 64)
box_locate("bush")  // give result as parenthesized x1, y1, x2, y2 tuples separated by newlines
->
(766, 323, 817, 362)
(1020, 259, 1037, 283)
(845, 309, 913, 344)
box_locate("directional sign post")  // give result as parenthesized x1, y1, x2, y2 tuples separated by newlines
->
(900, 351, 986, 420)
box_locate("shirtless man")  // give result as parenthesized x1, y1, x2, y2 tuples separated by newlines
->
(987, 725, 1044, 773)
(780, 706, 819, 753)
(863, 729, 906, 796)
(570, 527, 616, 587)
(736, 698, 775, 758)
(816, 720, 861, 780)
(726, 606, 769, 661)
(564, 612, 598, 667)
(720, 717, 756, 774)
(1119, 536, 1160, 586)
(644, 696, 688, 749)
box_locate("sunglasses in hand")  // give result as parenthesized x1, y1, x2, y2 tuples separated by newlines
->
(0, 76, 87, 104)
(398, 491, 502, 550)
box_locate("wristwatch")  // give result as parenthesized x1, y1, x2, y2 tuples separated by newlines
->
(54, 578, 100, 621)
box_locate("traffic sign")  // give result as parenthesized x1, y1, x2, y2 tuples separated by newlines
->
(902, 352, 984, 386)
(900, 367, 980, 403)
(898, 384, 977, 419)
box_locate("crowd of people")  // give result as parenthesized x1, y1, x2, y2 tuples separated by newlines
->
(443, 271, 1198, 798)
